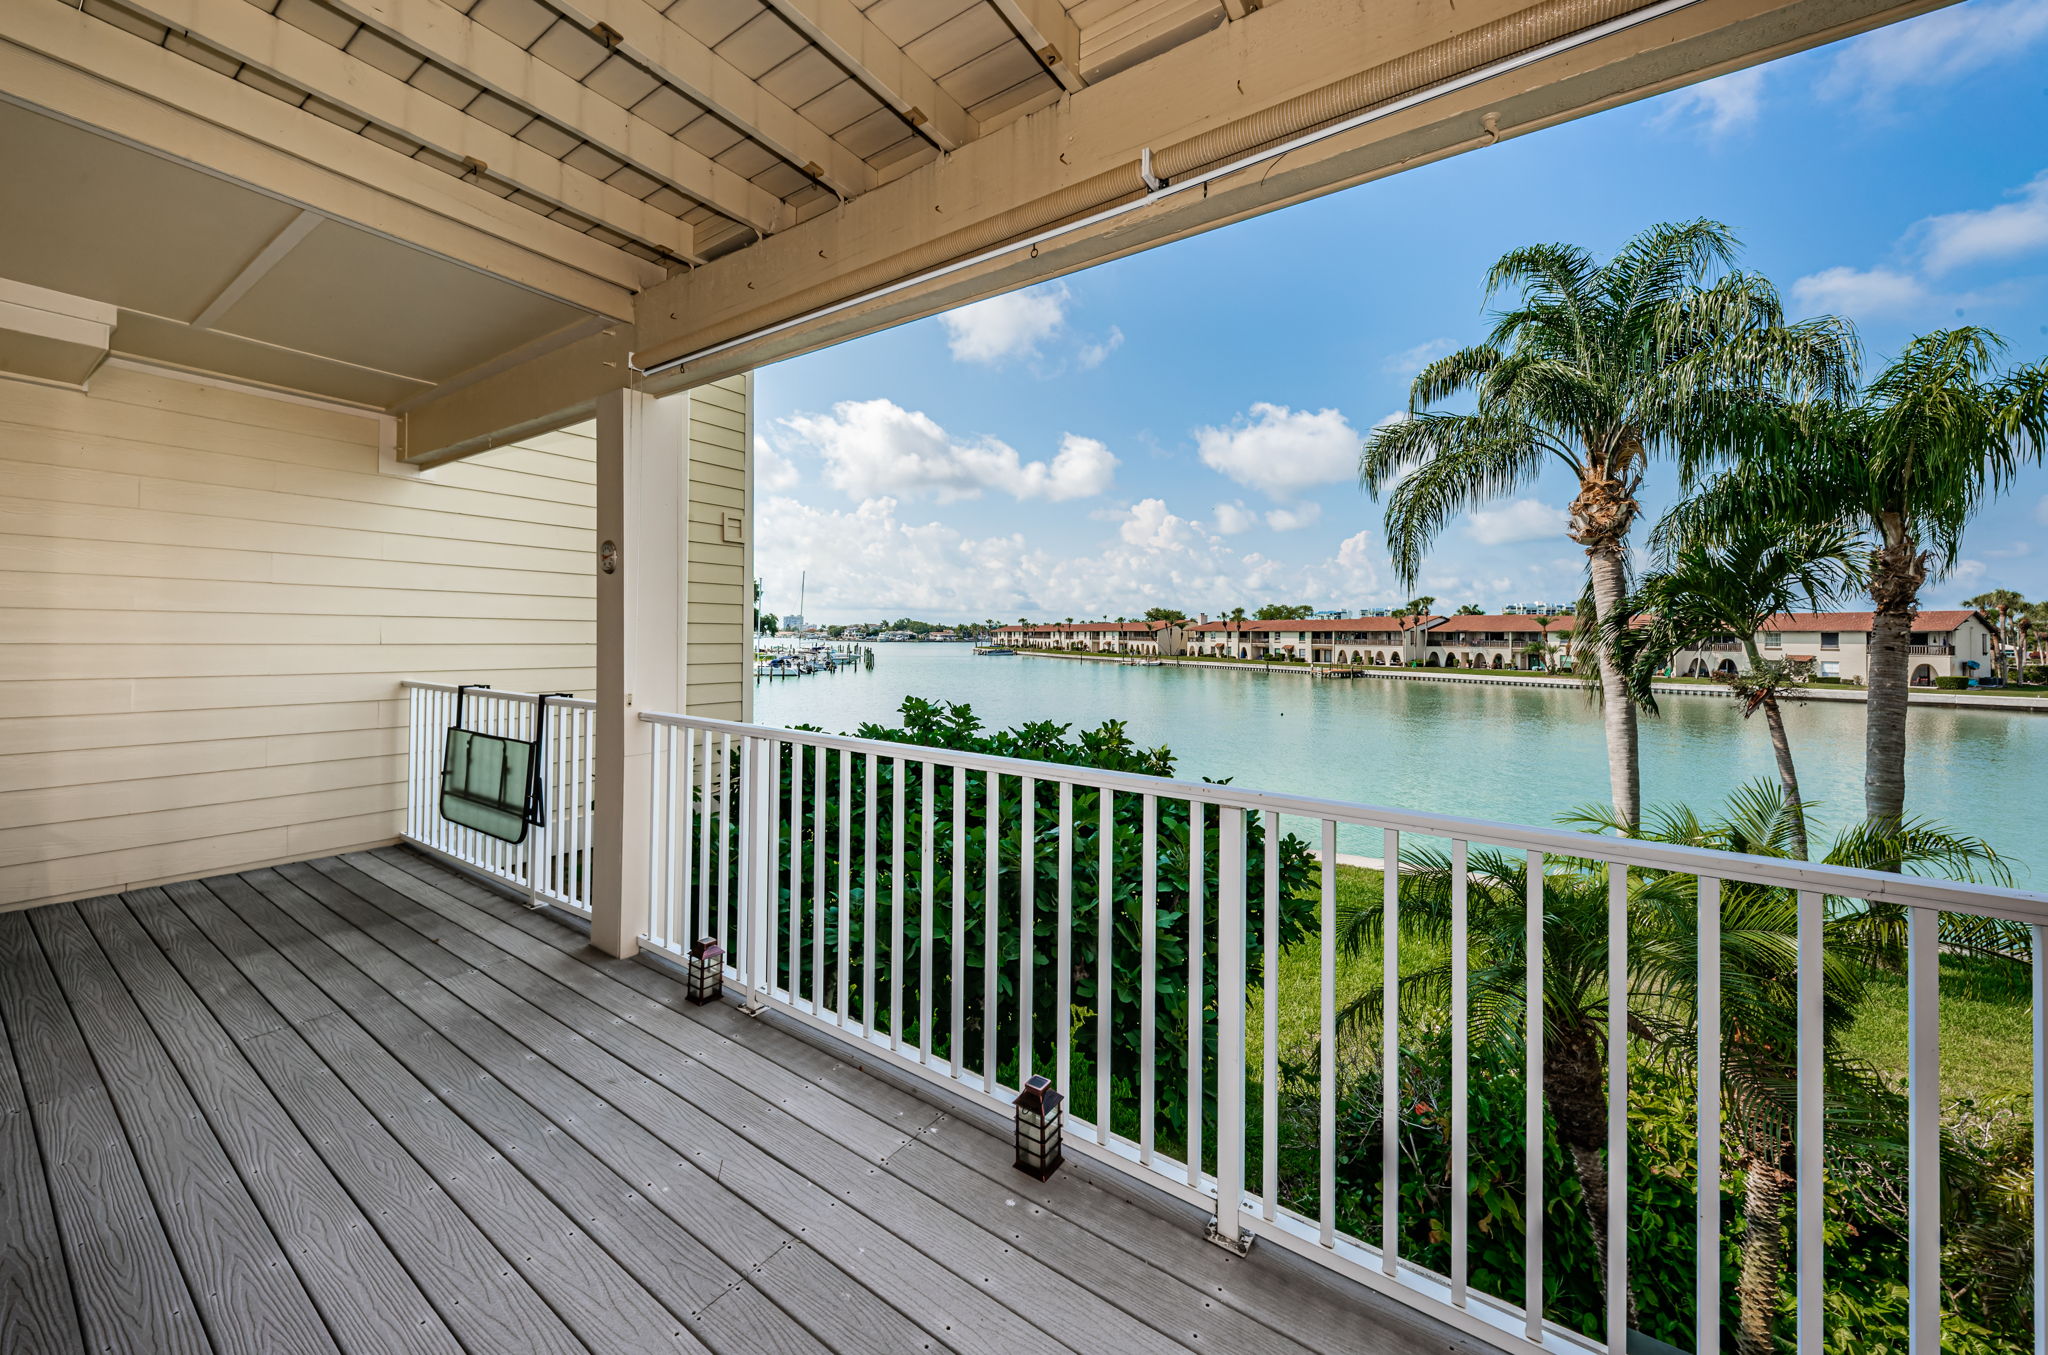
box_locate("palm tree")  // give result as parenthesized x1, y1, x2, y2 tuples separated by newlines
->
(1670, 329, 2048, 834)
(1359, 221, 1857, 830)
(1625, 522, 1862, 858)
(1963, 589, 2026, 680)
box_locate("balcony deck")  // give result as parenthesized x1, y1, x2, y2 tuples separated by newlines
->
(0, 847, 1475, 1355)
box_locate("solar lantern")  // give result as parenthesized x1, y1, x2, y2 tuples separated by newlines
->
(686, 936, 724, 1005)
(1013, 1075, 1064, 1180)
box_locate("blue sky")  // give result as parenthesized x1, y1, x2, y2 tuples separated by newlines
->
(753, 0, 2048, 625)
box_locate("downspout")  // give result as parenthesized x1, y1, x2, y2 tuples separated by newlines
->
(635, 0, 1699, 377)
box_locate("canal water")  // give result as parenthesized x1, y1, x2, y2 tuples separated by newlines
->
(756, 645, 2046, 877)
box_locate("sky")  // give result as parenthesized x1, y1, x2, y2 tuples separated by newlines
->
(751, 0, 2048, 626)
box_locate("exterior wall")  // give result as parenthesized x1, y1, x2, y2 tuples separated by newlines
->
(684, 374, 751, 721)
(0, 364, 749, 910)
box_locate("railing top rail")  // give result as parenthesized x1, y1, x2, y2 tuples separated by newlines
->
(640, 708, 2048, 924)
(403, 679, 598, 711)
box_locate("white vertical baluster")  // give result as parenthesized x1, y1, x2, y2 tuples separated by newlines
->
(736, 735, 755, 993)
(1697, 876, 1721, 1355)
(1098, 789, 1114, 1143)
(1451, 838, 1470, 1306)
(1020, 776, 1035, 1082)
(891, 756, 906, 1049)
(864, 751, 878, 1036)
(2034, 922, 2045, 1355)
(812, 744, 827, 1013)
(1607, 864, 1628, 1352)
(1526, 849, 1545, 1343)
(716, 732, 732, 957)
(645, 725, 665, 946)
(1056, 781, 1073, 1098)
(1262, 809, 1279, 1223)
(1187, 800, 1205, 1189)
(1319, 819, 1336, 1248)
(1141, 794, 1159, 1166)
(764, 738, 781, 1003)
(406, 689, 418, 842)
(678, 729, 696, 943)
(789, 740, 803, 992)
(1214, 806, 1247, 1251)
(951, 765, 966, 1078)
(837, 748, 851, 1026)
(1799, 887, 1826, 1354)
(984, 771, 1000, 1091)
(1382, 826, 1400, 1276)
(921, 761, 935, 1063)
(1908, 901, 1940, 1352)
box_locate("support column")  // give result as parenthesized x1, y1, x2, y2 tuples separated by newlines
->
(592, 386, 689, 959)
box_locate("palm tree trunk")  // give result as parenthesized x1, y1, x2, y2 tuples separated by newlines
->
(1864, 526, 1924, 837)
(1760, 696, 1808, 861)
(1587, 541, 1641, 831)
(1735, 1135, 1792, 1355)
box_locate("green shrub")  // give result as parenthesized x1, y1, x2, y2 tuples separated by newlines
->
(732, 697, 1320, 1144)
(1935, 675, 1970, 690)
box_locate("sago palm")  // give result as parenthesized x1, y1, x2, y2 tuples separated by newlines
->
(1333, 849, 1696, 1320)
(1669, 328, 2048, 835)
(1359, 220, 1857, 829)
(1623, 521, 1863, 858)
(1568, 782, 2010, 1353)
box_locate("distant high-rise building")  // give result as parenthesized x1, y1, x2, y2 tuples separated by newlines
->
(1308, 608, 1350, 619)
(1355, 607, 1394, 617)
(1502, 602, 1574, 617)
(783, 613, 806, 630)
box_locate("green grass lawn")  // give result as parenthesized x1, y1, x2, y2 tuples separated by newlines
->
(1838, 953, 2036, 1102)
(1253, 865, 2035, 1106)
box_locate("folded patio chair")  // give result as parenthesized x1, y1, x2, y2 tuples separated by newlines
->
(439, 684, 566, 844)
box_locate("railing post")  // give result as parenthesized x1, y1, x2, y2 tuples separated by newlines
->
(1209, 805, 1251, 1254)
(742, 734, 772, 1012)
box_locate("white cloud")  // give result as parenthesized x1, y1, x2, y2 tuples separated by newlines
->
(1076, 326, 1124, 369)
(1652, 68, 1764, 137)
(1212, 501, 1257, 535)
(1465, 499, 1567, 546)
(1119, 498, 1207, 550)
(1948, 558, 1988, 587)
(1790, 265, 1930, 318)
(1984, 541, 2033, 560)
(1382, 338, 1452, 377)
(1820, 0, 2048, 110)
(780, 399, 1116, 503)
(1916, 170, 2048, 276)
(753, 434, 799, 491)
(1265, 503, 1322, 532)
(941, 284, 1068, 364)
(1194, 403, 1364, 500)
(2035, 495, 2048, 526)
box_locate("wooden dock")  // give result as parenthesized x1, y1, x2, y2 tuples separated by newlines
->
(0, 846, 1480, 1355)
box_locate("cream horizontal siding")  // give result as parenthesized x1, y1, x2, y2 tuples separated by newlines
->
(0, 365, 602, 910)
(687, 375, 750, 722)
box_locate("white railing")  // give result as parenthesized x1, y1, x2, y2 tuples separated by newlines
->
(402, 681, 598, 913)
(636, 709, 2048, 1355)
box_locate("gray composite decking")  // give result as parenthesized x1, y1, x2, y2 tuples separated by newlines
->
(0, 846, 1480, 1355)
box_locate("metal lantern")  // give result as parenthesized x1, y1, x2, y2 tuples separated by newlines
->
(1013, 1075, 1064, 1180)
(686, 936, 724, 1005)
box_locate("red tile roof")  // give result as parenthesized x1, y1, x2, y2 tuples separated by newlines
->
(998, 622, 1174, 633)
(1185, 617, 1437, 633)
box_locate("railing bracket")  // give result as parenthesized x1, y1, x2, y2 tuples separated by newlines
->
(1204, 1220, 1253, 1256)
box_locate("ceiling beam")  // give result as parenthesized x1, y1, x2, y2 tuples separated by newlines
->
(0, 13, 645, 318)
(541, 0, 883, 195)
(987, 0, 1084, 92)
(625, 0, 1960, 381)
(110, 0, 696, 261)
(320, 0, 789, 233)
(189, 208, 324, 329)
(741, 0, 978, 150)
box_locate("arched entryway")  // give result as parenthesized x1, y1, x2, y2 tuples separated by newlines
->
(1425, 653, 1441, 667)
(1717, 658, 1738, 676)
(1912, 664, 1935, 686)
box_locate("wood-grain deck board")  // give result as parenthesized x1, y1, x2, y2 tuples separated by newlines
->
(0, 846, 1475, 1355)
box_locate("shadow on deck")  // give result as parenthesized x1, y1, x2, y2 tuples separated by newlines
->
(0, 846, 1480, 1355)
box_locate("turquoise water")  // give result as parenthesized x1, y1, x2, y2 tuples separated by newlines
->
(757, 646, 2045, 878)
